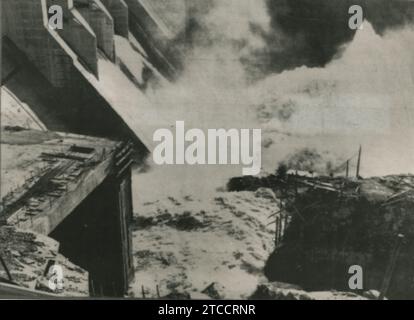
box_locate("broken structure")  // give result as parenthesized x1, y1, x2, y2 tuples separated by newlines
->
(0, 127, 134, 297)
(1, 0, 181, 297)
(264, 174, 414, 299)
(227, 169, 414, 299)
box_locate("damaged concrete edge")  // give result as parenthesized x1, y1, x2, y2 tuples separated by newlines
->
(0, 128, 123, 235)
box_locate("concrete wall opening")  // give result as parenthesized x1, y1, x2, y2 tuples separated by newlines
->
(50, 173, 134, 297)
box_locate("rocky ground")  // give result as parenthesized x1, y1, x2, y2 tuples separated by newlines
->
(129, 188, 277, 299)
(128, 185, 376, 300)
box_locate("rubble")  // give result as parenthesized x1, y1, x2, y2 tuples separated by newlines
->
(0, 226, 88, 297)
(249, 282, 367, 300)
(202, 282, 227, 300)
(129, 173, 414, 300)
(264, 174, 414, 299)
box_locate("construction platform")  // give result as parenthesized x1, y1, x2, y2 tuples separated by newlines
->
(0, 126, 135, 297)
(0, 126, 129, 234)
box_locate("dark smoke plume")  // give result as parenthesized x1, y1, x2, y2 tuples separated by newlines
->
(170, 0, 414, 78)
(254, 0, 414, 75)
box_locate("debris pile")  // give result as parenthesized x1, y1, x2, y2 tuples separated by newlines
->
(0, 226, 89, 296)
(264, 174, 414, 299)
(129, 183, 383, 300)
(249, 282, 367, 300)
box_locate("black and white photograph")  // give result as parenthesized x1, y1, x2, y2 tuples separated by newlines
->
(1, 0, 414, 304)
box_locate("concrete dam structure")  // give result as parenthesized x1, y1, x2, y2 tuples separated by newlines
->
(1, 0, 178, 153)
(0, 0, 176, 297)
